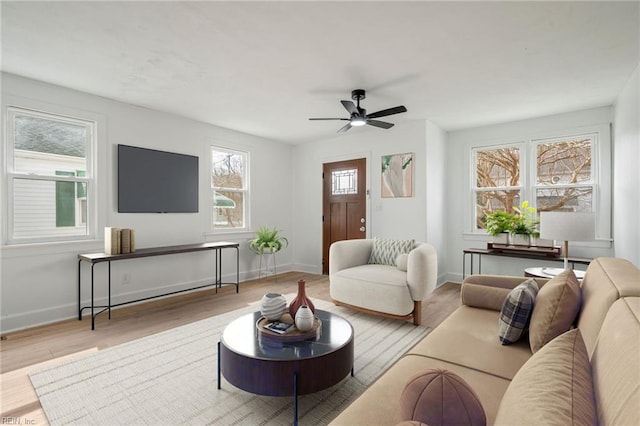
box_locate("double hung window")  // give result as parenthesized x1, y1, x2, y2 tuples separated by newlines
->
(6, 107, 95, 243)
(472, 128, 609, 239)
(211, 146, 249, 230)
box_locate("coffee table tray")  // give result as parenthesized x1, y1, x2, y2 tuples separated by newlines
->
(256, 314, 322, 342)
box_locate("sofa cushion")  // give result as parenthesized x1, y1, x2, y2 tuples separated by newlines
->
(329, 354, 511, 426)
(590, 297, 640, 425)
(331, 264, 415, 316)
(494, 328, 596, 426)
(498, 279, 539, 345)
(529, 269, 581, 353)
(408, 306, 532, 380)
(400, 369, 486, 426)
(368, 237, 414, 266)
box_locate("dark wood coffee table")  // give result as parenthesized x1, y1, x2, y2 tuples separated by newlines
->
(217, 309, 354, 425)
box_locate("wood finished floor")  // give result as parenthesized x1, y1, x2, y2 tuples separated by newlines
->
(0, 272, 461, 424)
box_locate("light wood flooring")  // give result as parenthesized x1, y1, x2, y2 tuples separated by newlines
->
(1, 272, 461, 424)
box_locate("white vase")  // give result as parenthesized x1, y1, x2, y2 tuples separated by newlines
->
(260, 293, 286, 320)
(295, 305, 315, 332)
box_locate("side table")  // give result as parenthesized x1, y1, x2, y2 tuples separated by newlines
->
(524, 267, 586, 280)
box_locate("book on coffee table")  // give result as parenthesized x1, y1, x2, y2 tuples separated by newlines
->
(263, 320, 295, 334)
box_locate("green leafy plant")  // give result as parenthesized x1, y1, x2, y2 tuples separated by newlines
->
(249, 226, 289, 254)
(484, 201, 539, 237)
(484, 210, 518, 236)
(512, 200, 540, 237)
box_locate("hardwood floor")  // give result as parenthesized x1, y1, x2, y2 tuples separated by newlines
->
(0, 272, 461, 424)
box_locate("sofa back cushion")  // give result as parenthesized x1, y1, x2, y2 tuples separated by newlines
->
(529, 269, 581, 353)
(494, 328, 596, 426)
(590, 297, 640, 425)
(577, 258, 640, 355)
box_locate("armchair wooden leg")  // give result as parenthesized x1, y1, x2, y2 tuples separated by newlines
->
(413, 301, 422, 325)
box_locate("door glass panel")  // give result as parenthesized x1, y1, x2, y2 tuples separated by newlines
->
(332, 169, 357, 195)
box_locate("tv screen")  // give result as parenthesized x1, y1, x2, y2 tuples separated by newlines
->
(118, 144, 199, 213)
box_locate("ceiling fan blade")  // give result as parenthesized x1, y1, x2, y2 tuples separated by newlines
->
(309, 118, 350, 120)
(337, 122, 352, 133)
(366, 105, 407, 119)
(341, 100, 359, 116)
(367, 120, 394, 129)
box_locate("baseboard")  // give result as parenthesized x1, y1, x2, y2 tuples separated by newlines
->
(1, 272, 245, 334)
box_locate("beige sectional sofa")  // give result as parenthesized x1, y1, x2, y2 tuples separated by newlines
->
(330, 257, 640, 425)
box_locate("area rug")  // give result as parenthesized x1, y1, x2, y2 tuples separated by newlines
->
(30, 298, 430, 425)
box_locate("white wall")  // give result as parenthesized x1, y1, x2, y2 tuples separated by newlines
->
(445, 107, 615, 282)
(613, 65, 640, 267)
(291, 120, 431, 274)
(0, 73, 294, 332)
(425, 120, 447, 285)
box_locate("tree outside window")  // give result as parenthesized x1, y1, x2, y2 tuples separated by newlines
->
(474, 135, 595, 232)
(211, 147, 248, 230)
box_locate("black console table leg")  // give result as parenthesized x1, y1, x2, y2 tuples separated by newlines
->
(108, 261, 112, 319)
(217, 341, 221, 390)
(91, 263, 95, 330)
(78, 259, 82, 320)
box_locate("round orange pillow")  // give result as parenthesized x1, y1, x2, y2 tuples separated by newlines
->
(400, 369, 486, 426)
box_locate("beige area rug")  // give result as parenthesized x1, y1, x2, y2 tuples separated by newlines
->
(29, 298, 430, 425)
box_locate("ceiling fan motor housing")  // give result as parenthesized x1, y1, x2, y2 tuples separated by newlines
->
(351, 89, 366, 101)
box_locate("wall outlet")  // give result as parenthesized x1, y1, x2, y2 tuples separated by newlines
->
(122, 273, 131, 285)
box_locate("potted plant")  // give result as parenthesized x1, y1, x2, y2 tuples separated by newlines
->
(484, 210, 518, 240)
(512, 201, 540, 245)
(248, 226, 289, 254)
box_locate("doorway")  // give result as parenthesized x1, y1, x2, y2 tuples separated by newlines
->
(322, 158, 367, 274)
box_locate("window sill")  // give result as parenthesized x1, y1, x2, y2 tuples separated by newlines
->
(0, 238, 103, 258)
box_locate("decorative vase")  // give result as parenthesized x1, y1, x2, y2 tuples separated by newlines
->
(289, 279, 315, 318)
(295, 305, 314, 332)
(260, 293, 287, 320)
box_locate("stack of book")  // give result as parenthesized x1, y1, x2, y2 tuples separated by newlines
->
(104, 227, 136, 255)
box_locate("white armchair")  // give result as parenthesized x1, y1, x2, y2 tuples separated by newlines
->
(329, 239, 437, 325)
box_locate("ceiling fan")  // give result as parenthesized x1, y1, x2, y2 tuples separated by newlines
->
(309, 89, 407, 133)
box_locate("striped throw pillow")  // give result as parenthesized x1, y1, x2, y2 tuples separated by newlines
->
(368, 238, 415, 266)
(498, 279, 539, 345)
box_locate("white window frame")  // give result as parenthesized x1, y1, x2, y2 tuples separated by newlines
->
(470, 124, 611, 242)
(4, 106, 97, 244)
(210, 145, 250, 233)
(472, 142, 525, 221)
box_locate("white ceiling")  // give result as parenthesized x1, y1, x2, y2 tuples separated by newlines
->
(2, 1, 638, 144)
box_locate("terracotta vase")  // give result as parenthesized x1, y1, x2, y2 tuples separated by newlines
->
(289, 279, 315, 318)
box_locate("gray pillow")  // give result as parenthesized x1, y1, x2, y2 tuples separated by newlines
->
(368, 237, 414, 266)
(498, 279, 539, 345)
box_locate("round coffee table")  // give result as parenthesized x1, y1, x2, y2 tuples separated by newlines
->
(217, 309, 354, 425)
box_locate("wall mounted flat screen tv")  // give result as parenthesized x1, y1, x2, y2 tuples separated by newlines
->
(118, 144, 199, 213)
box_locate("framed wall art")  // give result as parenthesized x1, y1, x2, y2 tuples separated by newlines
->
(381, 152, 413, 198)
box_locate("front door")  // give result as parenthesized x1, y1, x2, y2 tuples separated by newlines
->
(322, 158, 367, 274)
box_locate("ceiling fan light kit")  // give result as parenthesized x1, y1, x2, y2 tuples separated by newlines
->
(309, 89, 407, 133)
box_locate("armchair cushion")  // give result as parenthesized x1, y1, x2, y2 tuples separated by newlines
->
(368, 237, 415, 266)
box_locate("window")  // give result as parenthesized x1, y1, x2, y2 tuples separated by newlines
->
(474, 144, 523, 229)
(472, 128, 610, 239)
(211, 146, 248, 230)
(6, 107, 95, 243)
